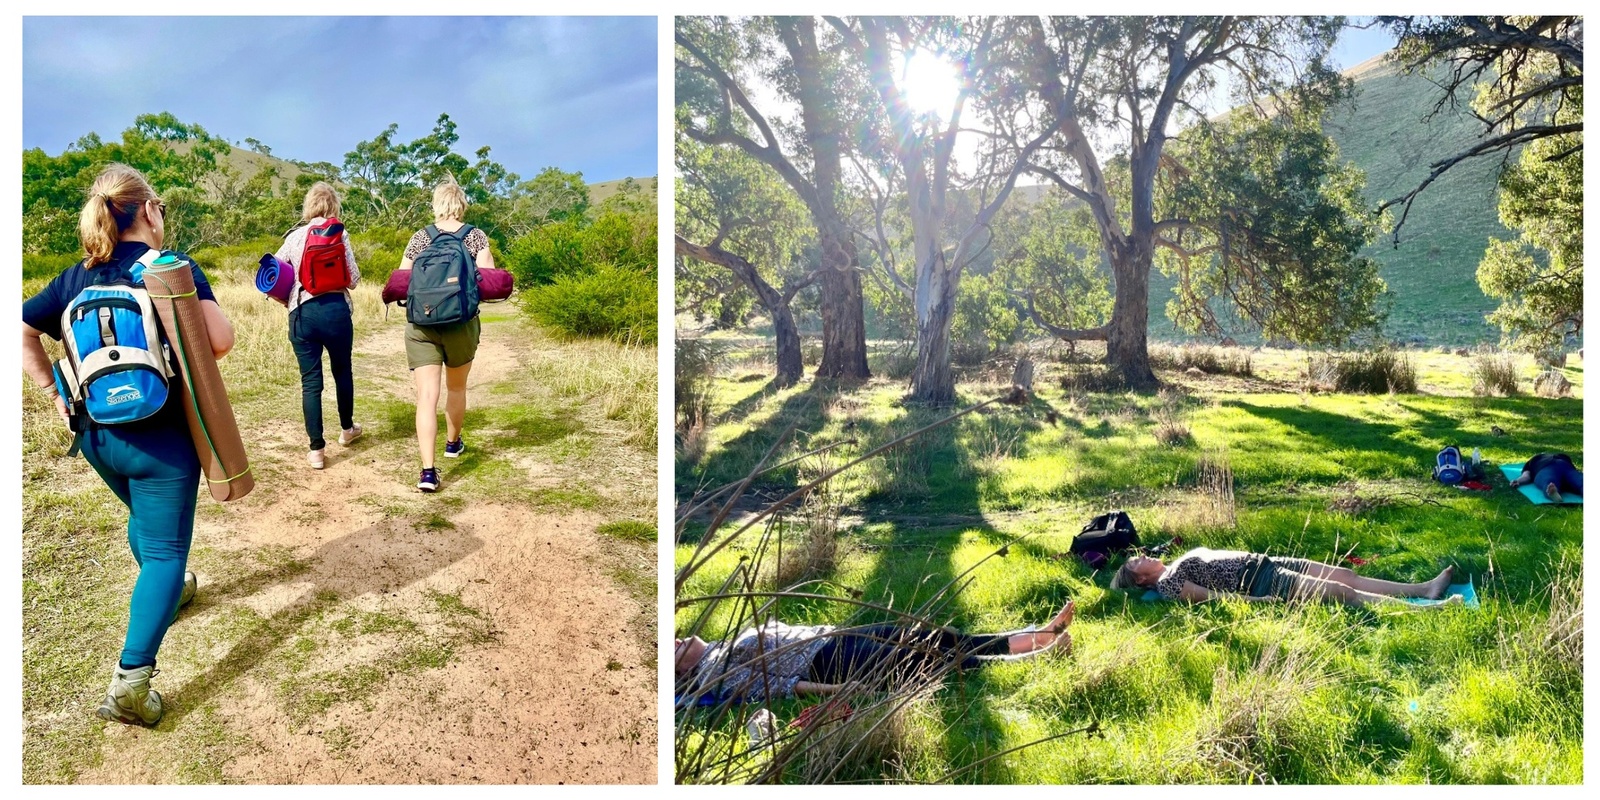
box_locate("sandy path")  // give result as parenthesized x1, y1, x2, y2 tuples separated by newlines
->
(75, 317, 656, 784)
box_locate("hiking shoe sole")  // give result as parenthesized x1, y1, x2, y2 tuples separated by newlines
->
(96, 691, 162, 727)
(444, 442, 465, 458)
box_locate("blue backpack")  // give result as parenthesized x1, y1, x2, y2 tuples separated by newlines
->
(1433, 446, 1465, 485)
(52, 251, 174, 428)
(406, 224, 481, 326)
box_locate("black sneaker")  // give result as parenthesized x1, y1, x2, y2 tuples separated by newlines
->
(418, 468, 441, 493)
(444, 437, 466, 459)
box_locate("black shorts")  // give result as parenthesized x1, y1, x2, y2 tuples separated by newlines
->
(1244, 556, 1318, 600)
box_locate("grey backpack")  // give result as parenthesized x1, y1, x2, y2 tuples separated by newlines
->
(407, 224, 481, 326)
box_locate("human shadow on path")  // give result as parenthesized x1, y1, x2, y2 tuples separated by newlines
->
(161, 518, 482, 726)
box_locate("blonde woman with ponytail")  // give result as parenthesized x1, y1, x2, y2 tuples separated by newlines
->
(20, 163, 235, 726)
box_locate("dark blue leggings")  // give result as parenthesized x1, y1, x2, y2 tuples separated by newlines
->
(79, 425, 201, 669)
(1534, 461, 1583, 496)
(289, 293, 355, 450)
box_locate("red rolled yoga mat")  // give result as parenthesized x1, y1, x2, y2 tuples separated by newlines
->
(142, 252, 255, 502)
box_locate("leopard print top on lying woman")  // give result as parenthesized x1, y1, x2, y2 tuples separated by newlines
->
(1155, 548, 1263, 600)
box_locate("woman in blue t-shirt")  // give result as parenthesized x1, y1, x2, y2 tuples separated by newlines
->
(20, 163, 235, 726)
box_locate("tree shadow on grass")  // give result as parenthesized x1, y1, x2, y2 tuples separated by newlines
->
(160, 517, 482, 727)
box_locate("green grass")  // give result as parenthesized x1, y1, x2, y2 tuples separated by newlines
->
(675, 342, 1582, 784)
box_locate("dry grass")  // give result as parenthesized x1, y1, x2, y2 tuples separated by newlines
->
(1194, 447, 1237, 530)
(1306, 349, 1418, 394)
(1151, 343, 1255, 377)
(1471, 350, 1521, 397)
(1153, 407, 1193, 448)
(768, 495, 842, 590)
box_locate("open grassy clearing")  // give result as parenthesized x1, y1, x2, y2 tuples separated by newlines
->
(23, 253, 657, 784)
(674, 337, 1582, 784)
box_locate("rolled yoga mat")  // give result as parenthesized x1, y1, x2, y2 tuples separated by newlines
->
(256, 254, 294, 304)
(142, 251, 255, 502)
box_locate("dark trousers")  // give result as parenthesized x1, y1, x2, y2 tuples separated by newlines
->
(1534, 461, 1583, 496)
(807, 624, 1010, 686)
(289, 293, 355, 450)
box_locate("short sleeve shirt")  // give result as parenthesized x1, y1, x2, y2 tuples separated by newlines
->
(1155, 548, 1259, 600)
(692, 621, 836, 702)
(22, 242, 215, 340)
(404, 225, 489, 261)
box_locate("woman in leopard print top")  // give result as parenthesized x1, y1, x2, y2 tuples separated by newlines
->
(1111, 547, 1458, 607)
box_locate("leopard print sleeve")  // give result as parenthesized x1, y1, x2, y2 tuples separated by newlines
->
(403, 229, 431, 261)
(1155, 558, 1189, 600)
(464, 227, 490, 257)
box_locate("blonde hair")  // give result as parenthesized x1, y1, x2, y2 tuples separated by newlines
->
(1110, 560, 1158, 591)
(431, 178, 468, 222)
(78, 163, 157, 266)
(302, 181, 341, 221)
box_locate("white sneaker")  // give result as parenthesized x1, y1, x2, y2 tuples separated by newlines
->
(339, 424, 363, 446)
(308, 449, 326, 470)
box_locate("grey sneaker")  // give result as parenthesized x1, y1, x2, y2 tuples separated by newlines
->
(179, 571, 197, 608)
(96, 665, 163, 726)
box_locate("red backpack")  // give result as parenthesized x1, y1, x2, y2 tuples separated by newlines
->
(298, 218, 351, 296)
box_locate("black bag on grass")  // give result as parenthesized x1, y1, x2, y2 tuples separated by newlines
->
(1070, 510, 1139, 569)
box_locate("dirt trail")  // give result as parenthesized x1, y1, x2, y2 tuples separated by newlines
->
(75, 315, 656, 784)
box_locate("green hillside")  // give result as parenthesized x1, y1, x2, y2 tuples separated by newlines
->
(1150, 53, 1511, 346)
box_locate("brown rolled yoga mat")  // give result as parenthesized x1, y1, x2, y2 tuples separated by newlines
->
(143, 252, 254, 502)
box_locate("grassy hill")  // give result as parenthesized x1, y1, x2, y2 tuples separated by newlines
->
(1148, 53, 1512, 347)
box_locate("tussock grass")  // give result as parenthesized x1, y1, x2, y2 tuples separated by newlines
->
(1307, 349, 1419, 394)
(1151, 343, 1255, 377)
(1472, 350, 1521, 397)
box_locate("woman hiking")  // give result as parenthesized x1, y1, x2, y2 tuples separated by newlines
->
(399, 177, 495, 492)
(272, 181, 362, 469)
(21, 163, 236, 725)
(1111, 547, 1461, 608)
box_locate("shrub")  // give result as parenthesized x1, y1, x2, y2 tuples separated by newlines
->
(674, 336, 725, 463)
(523, 263, 656, 344)
(1150, 343, 1254, 377)
(22, 252, 81, 281)
(1472, 350, 1521, 397)
(1307, 349, 1417, 394)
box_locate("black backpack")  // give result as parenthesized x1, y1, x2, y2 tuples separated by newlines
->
(407, 224, 481, 326)
(1070, 510, 1140, 569)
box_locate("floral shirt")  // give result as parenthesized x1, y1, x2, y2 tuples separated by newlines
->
(693, 621, 835, 702)
(274, 217, 360, 312)
(1156, 548, 1260, 600)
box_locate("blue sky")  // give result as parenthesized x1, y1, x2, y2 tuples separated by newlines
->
(1330, 17, 1398, 71)
(23, 16, 658, 183)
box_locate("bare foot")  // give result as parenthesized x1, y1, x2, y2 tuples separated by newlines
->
(1426, 566, 1455, 600)
(1047, 599, 1076, 636)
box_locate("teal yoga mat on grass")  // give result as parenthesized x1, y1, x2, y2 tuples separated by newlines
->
(1500, 463, 1583, 505)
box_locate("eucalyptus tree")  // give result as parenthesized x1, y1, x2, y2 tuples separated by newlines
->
(676, 16, 871, 380)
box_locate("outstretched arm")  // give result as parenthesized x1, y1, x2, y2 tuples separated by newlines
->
(22, 323, 67, 424)
(793, 681, 847, 696)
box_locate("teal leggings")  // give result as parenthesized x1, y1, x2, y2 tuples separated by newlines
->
(79, 424, 201, 669)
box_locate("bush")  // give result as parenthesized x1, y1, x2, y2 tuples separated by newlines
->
(1472, 350, 1521, 397)
(22, 252, 81, 281)
(523, 263, 656, 344)
(1307, 349, 1417, 394)
(1150, 343, 1254, 377)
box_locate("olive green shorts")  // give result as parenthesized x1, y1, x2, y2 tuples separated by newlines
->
(405, 317, 481, 369)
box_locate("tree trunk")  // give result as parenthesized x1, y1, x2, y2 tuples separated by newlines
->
(675, 235, 804, 387)
(1106, 244, 1158, 389)
(816, 259, 870, 381)
(909, 258, 959, 404)
(769, 302, 804, 388)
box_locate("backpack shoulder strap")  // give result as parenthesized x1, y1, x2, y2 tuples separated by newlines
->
(425, 224, 441, 241)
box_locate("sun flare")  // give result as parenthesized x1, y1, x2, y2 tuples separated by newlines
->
(901, 50, 962, 116)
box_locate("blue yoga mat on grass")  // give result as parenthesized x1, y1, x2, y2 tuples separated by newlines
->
(1500, 463, 1583, 505)
(1141, 580, 1480, 608)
